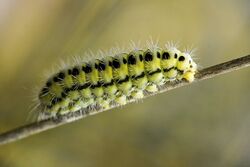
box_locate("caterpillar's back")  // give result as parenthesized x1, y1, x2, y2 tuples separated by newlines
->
(37, 44, 197, 120)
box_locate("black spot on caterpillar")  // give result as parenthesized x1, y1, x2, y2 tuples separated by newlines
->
(37, 43, 197, 120)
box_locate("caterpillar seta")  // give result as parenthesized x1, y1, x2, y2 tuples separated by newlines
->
(36, 42, 197, 120)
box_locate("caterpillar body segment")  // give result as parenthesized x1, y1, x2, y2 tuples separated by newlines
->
(38, 45, 197, 119)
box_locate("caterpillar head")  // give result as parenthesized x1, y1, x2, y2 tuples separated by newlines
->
(176, 52, 197, 82)
(176, 52, 197, 72)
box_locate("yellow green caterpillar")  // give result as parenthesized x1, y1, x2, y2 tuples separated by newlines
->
(38, 44, 197, 120)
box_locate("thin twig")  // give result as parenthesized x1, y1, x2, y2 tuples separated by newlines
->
(0, 55, 249, 145)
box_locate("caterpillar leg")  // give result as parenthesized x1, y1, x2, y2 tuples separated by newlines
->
(115, 94, 127, 105)
(131, 90, 144, 99)
(146, 84, 158, 93)
(182, 71, 195, 82)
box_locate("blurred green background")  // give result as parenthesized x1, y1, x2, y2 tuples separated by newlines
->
(0, 0, 249, 166)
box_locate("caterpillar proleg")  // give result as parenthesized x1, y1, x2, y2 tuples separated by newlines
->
(37, 42, 197, 120)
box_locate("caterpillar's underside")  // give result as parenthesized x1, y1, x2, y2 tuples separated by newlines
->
(38, 44, 197, 120)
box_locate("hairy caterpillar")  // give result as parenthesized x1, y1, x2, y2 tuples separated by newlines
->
(37, 43, 197, 120)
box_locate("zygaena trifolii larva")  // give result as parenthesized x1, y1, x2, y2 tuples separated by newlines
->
(37, 42, 197, 120)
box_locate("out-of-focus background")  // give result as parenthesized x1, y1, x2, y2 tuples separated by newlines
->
(0, 0, 249, 166)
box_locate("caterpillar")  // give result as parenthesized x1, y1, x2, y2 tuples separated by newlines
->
(37, 43, 197, 120)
